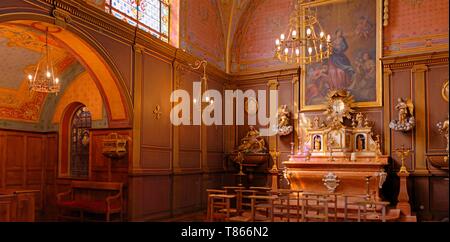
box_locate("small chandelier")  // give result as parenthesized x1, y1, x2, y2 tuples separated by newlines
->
(27, 27, 60, 94)
(275, 2, 332, 65)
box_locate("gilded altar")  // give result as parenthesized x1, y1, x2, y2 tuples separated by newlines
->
(285, 90, 388, 197)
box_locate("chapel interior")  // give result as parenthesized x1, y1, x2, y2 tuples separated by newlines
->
(0, 0, 448, 222)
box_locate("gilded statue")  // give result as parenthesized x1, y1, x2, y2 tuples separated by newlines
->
(312, 116, 320, 129)
(277, 105, 293, 135)
(375, 135, 382, 157)
(355, 112, 364, 128)
(396, 98, 410, 124)
(356, 134, 365, 151)
(237, 126, 267, 154)
(389, 98, 415, 132)
(313, 135, 322, 151)
(278, 105, 290, 127)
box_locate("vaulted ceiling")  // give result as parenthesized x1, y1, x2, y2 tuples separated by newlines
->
(0, 22, 80, 123)
(216, 0, 267, 72)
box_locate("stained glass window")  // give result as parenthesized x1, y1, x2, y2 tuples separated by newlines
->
(70, 106, 91, 178)
(105, 0, 170, 42)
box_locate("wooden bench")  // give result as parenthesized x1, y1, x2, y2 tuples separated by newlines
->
(57, 181, 123, 222)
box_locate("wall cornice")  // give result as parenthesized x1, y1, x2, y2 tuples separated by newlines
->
(382, 51, 449, 69)
(231, 67, 298, 84)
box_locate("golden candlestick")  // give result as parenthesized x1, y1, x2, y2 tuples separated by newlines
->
(395, 145, 411, 174)
(269, 150, 281, 173)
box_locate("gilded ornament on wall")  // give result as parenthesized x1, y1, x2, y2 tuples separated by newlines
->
(442, 80, 449, 102)
(102, 133, 131, 159)
(236, 126, 267, 154)
(389, 98, 415, 132)
(323, 89, 354, 125)
(277, 105, 293, 136)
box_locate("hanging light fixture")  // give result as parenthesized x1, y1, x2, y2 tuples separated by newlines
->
(27, 27, 61, 94)
(190, 60, 213, 105)
(275, 1, 332, 65)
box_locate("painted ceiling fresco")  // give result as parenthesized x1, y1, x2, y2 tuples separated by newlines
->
(0, 22, 78, 122)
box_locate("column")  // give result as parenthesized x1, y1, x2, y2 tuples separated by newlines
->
(412, 64, 429, 174)
(267, 79, 279, 190)
(131, 44, 143, 171)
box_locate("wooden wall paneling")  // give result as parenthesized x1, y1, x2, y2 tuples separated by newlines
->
(383, 52, 449, 221)
(223, 82, 237, 154)
(128, 175, 172, 221)
(412, 64, 429, 173)
(177, 70, 201, 172)
(81, 27, 134, 92)
(132, 44, 143, 171)
(206, 152, 224, 171)
(426, 65, 449, 153)
(0, 132, 5, 188)
(44, 134, 58, 215)
(25, 135, 44, 209)
(429, 177, 449, 220)
(172, 174, 202, 215)
(277, 78, 294, 167)
(141, 53, 173, 149)
(412, 177, 431, 220)
(5, 134, 25, 188)
(140, 52, 173, 173)
(390, 69, 415, 172)
(383, 66, 393, 156)
(205, 77, 224, 172)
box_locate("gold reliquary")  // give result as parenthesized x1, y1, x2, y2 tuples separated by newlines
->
(304, 90, 382, 157)
(102, 133, 131, 159)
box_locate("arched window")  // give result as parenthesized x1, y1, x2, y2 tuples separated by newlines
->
(105, 0, 170, 42)
(70, 106, 92, 178)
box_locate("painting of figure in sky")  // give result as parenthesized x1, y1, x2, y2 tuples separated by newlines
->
(304, 0, 378, 106)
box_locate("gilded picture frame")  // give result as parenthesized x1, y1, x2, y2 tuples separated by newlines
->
(300, 0, 383, 111)
(442, 80, 449, 102)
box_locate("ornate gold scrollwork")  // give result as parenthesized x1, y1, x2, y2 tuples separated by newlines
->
(383, 0, 389, 27)
(153, 105, 162, 120)
(442, 80, 449, 102)
(53, 9, 72, 28)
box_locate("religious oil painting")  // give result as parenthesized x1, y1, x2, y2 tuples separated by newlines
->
(301, 0, 382, 111)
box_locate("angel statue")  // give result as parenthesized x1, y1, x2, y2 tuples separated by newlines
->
(277, 105, 293, 136)
(389, 98, 416, 132)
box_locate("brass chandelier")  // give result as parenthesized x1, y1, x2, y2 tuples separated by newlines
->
(27, 27, 60, 94)
(275, 1, 332, 65)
